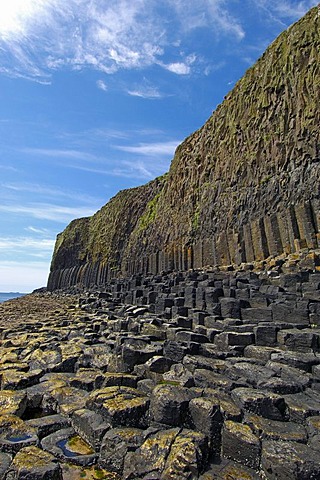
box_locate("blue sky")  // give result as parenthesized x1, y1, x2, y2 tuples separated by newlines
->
(0, 0, 317, 292)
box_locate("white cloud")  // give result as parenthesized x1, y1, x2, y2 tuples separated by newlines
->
(127, 85, 162, 99)
(25, 226, 51, 235)
(0, 0, 248, 80)
(254, 0, 318, 24)
(2, 182, 102, 204)
(169, 0, 245, 40)
(163, 62, 191, 75)
(115, 140, 180, 156)
(22, 147, 99, 162)
(0, 203, 96, 222)
(97, 79, 108, 91)
(0, 236, 54, 251)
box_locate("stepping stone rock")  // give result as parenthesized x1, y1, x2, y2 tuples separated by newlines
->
(199, 457, 260, 479)
(69, 368, 104, 392)
(245, 414, 307, 443)
(86, 386, 149, 428)
(285, 389, 320, 423)
(231, 388, 286, 420)
(189, 397, 223, 451)
(0, 369, 43, 390)
(71, 408, 110, 450)
(123, 428, 208, 480)
(261, 440, 320, 479)
(26, 413, 71, 440)
(99, 427, 144, 474)
(41, 427, 97, 466)
(0, 390, 27, 417)
(162, 363, 195, 387)
(42, 386, 89, 416)
(0, 452, 11, 479)
(0, 414, 38, 454)
(5, 445, 62, 480)
(221, 420, 261, 470)
(150, 384, 195, 426)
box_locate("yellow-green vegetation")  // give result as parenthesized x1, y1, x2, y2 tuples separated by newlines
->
(12, 446, 55, 469)
(137, 193, 161, 233)
(62, 464, 121, 480)
(66, 435, 94, 455)
(225, 420, 259, 444)
(158, 380, 180, 386)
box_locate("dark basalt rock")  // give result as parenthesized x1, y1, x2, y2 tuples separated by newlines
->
(261, 440, 320, 480)
(5, 446, 62, 480)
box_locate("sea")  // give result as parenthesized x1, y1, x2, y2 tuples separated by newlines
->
(0, 292, 26, 303)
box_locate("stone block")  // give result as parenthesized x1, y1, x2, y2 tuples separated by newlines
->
(163, 340, 188, 362)
(99, 427, 143, 474)
(221, 420, 261, 469)
(71, 409, 110, 451)
(245, 414, 307, 443)
(241, 307, 272, 323)
(189, 397, 223, 452)
(277, 329, 319, 352)
(261, 440, 320, 479)
(5, 445, 62, 480)
(271, 301, 309, 325)
(220, 298, 241, 318)
(231, 388, 286, 420)
(175, 331, 208, 344)
(254, 325, 278, 346)
(285, 389, 320, 423)
(214, 332, 255, 350)
(270, 351, 320, 372)
(150, 384, 195, 426)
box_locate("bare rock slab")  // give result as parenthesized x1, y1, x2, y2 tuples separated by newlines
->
(123, 428, 208, 480)
(261, 440, 320, 479)
(231, 388, 286, 420)
(221, 420, 261, 470)
(86, 386, 149, 428)
(5, 445, 62, 480)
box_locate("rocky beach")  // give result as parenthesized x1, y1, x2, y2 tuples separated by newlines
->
(1, 251, 320, 479)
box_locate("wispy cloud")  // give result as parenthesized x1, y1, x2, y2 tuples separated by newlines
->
(0, 0, 247, 81)
(254, 0, 318, 25)
(2, 182, 103, 205)
(0, 164, 19, 172)
(0, 203, 96, 223)
(127, 84, 163, 99)
(162, 62, 191, 75)
(115, 140, 180, 156)
(22, 147, 100, 162)
(25, 226, 51, 235)
(97, 79, 108, 91)
(170, 0, 245, 40)
(0, 237, 54, 251)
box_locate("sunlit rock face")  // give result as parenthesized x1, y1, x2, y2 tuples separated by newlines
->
(48, 6, 320, 291)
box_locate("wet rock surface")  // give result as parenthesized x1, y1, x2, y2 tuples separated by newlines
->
(1, 267, 320, 478)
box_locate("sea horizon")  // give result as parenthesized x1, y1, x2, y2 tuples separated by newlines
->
(0, 292, 28, 303)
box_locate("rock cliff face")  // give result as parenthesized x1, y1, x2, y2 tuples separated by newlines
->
(48, 6, 320, 291)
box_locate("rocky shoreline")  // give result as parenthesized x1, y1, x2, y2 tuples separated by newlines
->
(1, 259, 320, 479)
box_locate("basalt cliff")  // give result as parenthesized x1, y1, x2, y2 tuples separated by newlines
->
(48, 6, 320, 291)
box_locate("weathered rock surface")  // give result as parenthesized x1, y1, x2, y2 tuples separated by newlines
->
(3, 261, 320, 477)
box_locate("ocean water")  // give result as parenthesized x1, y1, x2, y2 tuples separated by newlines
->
(0, 292, 26, 303)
